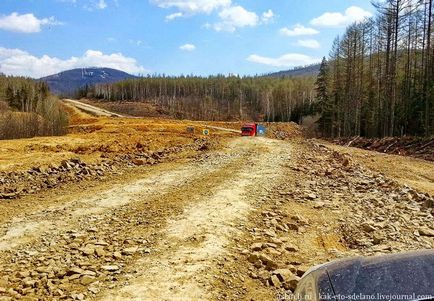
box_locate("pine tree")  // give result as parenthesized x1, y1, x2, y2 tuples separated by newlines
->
(315, 57, 332, 136)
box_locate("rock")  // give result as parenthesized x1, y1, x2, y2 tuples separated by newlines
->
(132, 159, 147, 166)
(282, 274, 301, 291)
(314, 202, 325, 209)
(268, 275, 281, 287)
(70, 158, 82, 164)
(373, 232, 385, 245)
(0, 192, 19, 199)
(292, 215, 309, 225)
(0, 278, 8, 288)
(95, 240, 109, 246)
(113, 252, 122, 260)
(82, 270, 96, 276)
(307, 193, 317, 200)
(80, 275, 96, 285)
(60, 160, 72, 169)
(264, 242, 278, 249)
(35, 266, 51, 273)
(272, 269, 294, 283)
(88, 286, 100, 294)
(264, 229, 276, 237)
(122, 246, 139, 255)
(66, 268, 85, 276)
(95, 247, 106, 257)
(248, 271, 258, 279)
(419, 228, 434, 237)
(361, 223, 376, 233)
(69, 274, 81, 281)
(250, 243, 263, 251)
(81, 247, 95, 256)
(259, 254, 278, 270)
(22, 279, 37, 288)
(71, 293, 85, 300)
(286, 223, 299, 230)
(101, 265, 119, 272)
(296, 266, 310, 277)
(17, 271, 30, 278)
(247, 253, 260, 264)
(284, 243, 299, 252)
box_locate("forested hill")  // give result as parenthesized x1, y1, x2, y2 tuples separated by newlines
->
(266, 64, 321, 78)
(40, 68, 137, 96)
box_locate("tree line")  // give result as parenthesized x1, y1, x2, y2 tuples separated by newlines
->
(84, 75, 316, 122)
(317, 0, 434, 138)
(0, 74, 68, 140)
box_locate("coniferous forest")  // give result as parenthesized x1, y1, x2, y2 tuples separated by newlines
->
(317, 0, 434, 138)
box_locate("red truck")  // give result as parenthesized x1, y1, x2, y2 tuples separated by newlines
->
(241, 123, 266, 136)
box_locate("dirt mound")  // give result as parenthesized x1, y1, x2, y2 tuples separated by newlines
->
(265, 122, 303, 140)
(333, 136, 434, 161)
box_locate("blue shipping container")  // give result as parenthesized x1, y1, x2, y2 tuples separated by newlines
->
(256, 124, 266, 136)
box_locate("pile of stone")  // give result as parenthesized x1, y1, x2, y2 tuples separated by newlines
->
(0, 215, 153, 300)
(0, 158, 117, 200)
(0, 138, 213, 200)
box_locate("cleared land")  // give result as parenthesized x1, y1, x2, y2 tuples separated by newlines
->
(0, 100, 432, 301)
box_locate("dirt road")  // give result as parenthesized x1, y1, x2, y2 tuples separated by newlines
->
(63, 99, 124, 118)
(0, 106, 433, 301)
(0, 137, 292, 300)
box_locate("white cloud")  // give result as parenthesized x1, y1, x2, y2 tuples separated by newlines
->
(0, 48, 147, 78)
(179, 44, 196, 51)
(213, 5, 259, 32)
(128, 39, 145, 46)
(310, 6, 373, 27)
(261, 9, 274, 24)
(247, 53, 320, 68)
(279, 24, 319, 37)
(165, 12, 183, 21)
(97, 0, 107, 9)
(151, 0, 231, 15)
(296, 39, 320, 49)
(0, 12, 61, 33)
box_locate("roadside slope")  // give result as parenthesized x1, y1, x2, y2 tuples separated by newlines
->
(322, 140, 434, 195)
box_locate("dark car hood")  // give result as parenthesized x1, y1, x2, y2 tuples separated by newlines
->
(326, 250, 434, 299)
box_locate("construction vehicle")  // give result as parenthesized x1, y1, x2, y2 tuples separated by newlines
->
(241, 123, 266, 137)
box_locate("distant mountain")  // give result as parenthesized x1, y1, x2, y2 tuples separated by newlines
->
(266, 64, 321, 78)
(39, 67, 137, 96)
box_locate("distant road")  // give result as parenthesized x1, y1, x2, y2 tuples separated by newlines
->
(62, 99, 124, 118)
(63, 98, 242, 134)
(203, 125, 241, 134)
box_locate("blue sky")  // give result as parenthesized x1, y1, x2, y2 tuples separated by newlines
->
(0, 0, 374, 78)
